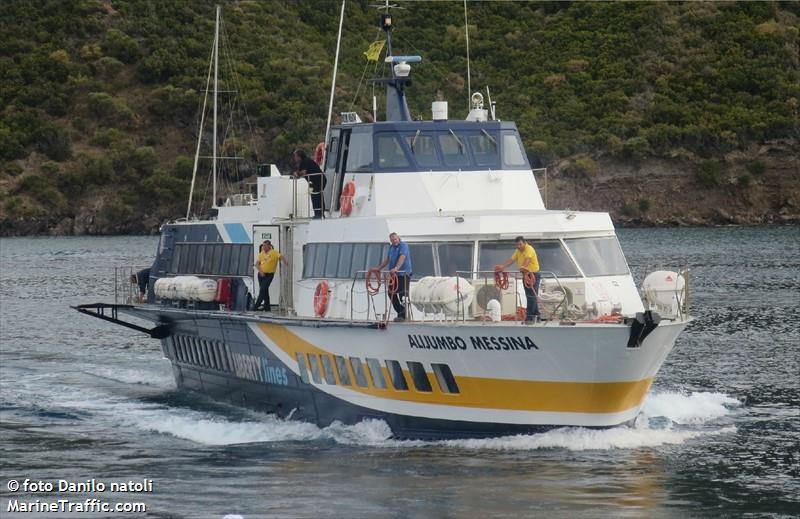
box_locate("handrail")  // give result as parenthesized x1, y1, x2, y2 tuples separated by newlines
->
(349, 269, 405, 324)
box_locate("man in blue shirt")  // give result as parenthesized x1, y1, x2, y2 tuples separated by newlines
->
(375, 232, 412, 321)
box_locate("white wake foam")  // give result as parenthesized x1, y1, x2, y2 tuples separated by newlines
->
(641, 390, 740, 424)
(123, 390, 740, 451)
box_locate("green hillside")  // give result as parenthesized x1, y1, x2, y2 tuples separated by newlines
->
(1, 0, 798, 234)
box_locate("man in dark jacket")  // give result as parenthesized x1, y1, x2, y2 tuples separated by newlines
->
(292, 149, 326, 218)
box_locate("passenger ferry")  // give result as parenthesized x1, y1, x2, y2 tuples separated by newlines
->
(76, 6, 690, 439)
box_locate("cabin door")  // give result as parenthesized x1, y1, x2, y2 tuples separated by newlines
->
(252, 225, 281, 311)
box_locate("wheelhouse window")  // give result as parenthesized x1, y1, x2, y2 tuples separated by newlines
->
(377, 134, 410, 169)
(439, 132, 470, 168)
(502, 131, 528, 168)
(564, 237, 629, 277)
(346, 131, 373, 172)
(325, 134, 339, 173)
(405, 133, 439, 168)
(468, 131, 499, 168)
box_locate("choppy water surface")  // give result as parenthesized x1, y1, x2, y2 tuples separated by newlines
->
(1, 228, 798, 518)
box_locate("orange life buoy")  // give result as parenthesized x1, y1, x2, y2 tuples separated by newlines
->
(387, 271, 399, 296)
(494, 267, 509, 290)
(313, 281, 330, 316)
(523, 271, 537, 290)
(340, 181, 355, 216)
(366, 268, 381, 295)
(313, 141, 325, 167)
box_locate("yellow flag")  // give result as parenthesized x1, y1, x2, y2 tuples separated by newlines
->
(363, 40, 385, 61)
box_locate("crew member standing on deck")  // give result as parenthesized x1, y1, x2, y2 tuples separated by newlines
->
(130, 268, 150, 303)
(292, 149, 326, 219)
(253, 240, 287, 312)
(497, 236, 541, 322)
(375, 232, 412, 322)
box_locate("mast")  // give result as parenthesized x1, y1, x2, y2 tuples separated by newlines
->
(212, 4, 220, 209)
(379, 1, 416, 121)
(324, 0, 346, 161)
(187, 8, 217, 219)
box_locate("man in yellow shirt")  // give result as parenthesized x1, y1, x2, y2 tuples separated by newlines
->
(497, 236, 541, 322)
(253, 240, 288, 311)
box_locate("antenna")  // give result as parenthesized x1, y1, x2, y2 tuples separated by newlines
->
(486, 85, 496, 120)
(464, 0, 471, 113)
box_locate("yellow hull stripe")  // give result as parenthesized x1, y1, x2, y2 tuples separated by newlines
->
(257, 324, 652, 414)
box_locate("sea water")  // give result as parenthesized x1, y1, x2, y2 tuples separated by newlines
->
(1, 228, 798, 518)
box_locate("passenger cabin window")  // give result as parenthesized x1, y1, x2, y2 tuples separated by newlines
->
(377, 135, 410, 169)
(564, 237, 629, 277)
(407, 361, 432, 392)
(478, 240, 580, 278)
(405, 134, 439, 168)
(408, 243, 435, 278)
(296, 353, 309, 383)
(432, 363, 460, 394)
(385, 360, 408, 390)
(170, 243, 252, 276)
(349, 357, 369, 387)
(366, 358, 387, 389)
(334, 355, 352, 385)
(438, 242, 474, 277)
(308, 354, 323, 384)
(320, 355, 336, 384)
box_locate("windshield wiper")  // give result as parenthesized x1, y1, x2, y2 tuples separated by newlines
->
(448, 129, 464, 153)
(411, 129, 420, 153)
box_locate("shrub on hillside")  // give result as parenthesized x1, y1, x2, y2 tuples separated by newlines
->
(148, 85, 196, 120)
(138, 48, 184, 83)
(87, 92, 133, 124)
(16, 174, 63, 208)
(93, 56, 125, 79)
(82, 154, 115, 184)
(0, 127, 26, 161)
(89, 128, 125, 148)
(101, 29, 139, 64)
(696, 160, 725, 188)
(564, 157, 598, 178)
(131, 146, 158, 174)
(34, 124, 72, 161)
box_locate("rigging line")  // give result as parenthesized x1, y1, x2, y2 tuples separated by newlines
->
(464, 0, 471, 111)
(349, 28, 384, 111)
(393, 34, 452, 85)
(187, 30, 217, 219)
(220, 17, 261, 165)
